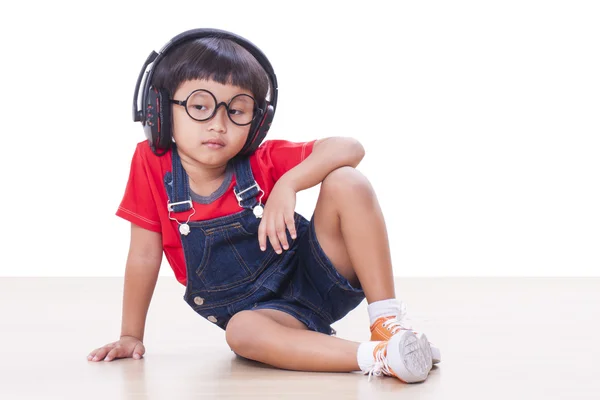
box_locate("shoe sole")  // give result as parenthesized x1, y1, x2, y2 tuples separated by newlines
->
(386, 330, 433, 383)
(431, 345, 441, 364)
(371, 331, 441, 364)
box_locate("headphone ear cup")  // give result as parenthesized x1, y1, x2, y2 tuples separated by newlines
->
(157, 88, 172, 152)
(241, 104, 274, 156)
(143, 87, 172, 155)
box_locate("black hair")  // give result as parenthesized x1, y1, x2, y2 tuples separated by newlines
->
(151, 37, 270, 105)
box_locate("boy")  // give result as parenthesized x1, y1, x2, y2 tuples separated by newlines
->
(88, 28, 440, 383)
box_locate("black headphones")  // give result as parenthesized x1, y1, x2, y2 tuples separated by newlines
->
(132, 28, 278, 156)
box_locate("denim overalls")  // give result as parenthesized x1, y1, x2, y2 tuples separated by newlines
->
(164, 145, 365, 335)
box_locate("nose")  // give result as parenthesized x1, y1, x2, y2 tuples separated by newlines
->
(208, 103, 228, 132)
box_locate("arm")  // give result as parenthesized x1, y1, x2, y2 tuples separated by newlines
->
(120, 223, 163, 341)
(257, 137, 365, 252)
(279, 137, 365, 192)
(88, 223, 162, 362)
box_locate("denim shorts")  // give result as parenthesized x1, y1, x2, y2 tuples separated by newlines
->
(180, 211, 366, 336)
(250, 214, 366, 335)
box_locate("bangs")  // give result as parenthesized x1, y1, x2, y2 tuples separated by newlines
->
(152, 37, 270, 106)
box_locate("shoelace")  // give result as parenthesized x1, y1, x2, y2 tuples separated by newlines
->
(366, 342, 393, 382)
(381, 305, 438, 350)
(381, 302, 413, 334)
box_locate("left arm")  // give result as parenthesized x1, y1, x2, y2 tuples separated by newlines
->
(279, 136, 365, 192)
(257, 137, 365, 252)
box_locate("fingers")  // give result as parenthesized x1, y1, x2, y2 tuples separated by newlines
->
(268, 228, 282, 254)
(258, 220, 267, 252)
(258, 215, 282, 253)
(284, 213, 297, 240)
(88, 340, 145, 362)
(88, 344, 114, 362)
(259, 212, 296, 254)
(275, 218, 289, 251)
(132, 342, 146, 360)
(104, 346, 123, 362)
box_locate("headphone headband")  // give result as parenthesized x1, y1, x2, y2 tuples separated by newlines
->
(133, 28, 278, 124)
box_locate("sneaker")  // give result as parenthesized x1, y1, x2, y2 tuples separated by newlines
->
(364, 330, 433, 383)
(370, 304, 441, 364)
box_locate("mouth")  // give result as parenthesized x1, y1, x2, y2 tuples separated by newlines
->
(202, 139, 225, 149)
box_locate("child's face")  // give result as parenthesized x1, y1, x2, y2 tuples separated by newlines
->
(171, 79, 253, 168)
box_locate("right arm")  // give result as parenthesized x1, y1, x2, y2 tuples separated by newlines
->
(120, 223, 163, 341)
(88, 223, 163, 362)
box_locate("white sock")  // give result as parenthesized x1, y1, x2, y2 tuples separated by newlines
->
(357, 341, 381, 373)
(367, 298, 403, 326)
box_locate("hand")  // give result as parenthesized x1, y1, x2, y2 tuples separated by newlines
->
(87, 335, 145, 362)
(258, 179, 297, 254)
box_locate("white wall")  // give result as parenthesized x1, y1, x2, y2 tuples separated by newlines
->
(1, 0, 598, 277)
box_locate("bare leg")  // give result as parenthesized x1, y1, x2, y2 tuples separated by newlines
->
(225, 170, 431, 377)
(312, 167, 395, 302)
(226, 309, 360, 372)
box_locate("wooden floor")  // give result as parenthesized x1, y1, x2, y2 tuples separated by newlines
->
(1, 277, 598, 399)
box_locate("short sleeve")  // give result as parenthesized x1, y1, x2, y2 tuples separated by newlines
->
(255, 140, 316, 182)
(116, 143, 162, 233)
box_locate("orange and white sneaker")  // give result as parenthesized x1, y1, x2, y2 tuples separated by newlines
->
(363, 331, 433, 383)
(370, 305, 441, 364)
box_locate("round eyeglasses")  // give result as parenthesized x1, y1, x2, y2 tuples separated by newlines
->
(170, 89, 259, 126)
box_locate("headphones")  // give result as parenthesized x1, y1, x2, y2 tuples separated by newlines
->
(132, 28, 278, 156)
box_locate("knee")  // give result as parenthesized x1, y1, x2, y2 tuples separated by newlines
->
(321, 166, 375, 201)
(225, 311, 261, 358)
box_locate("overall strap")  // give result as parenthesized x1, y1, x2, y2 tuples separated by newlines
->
(232, 156, 264, 211)
(164, 148, 264, 215)
(164, 144, 192, 213)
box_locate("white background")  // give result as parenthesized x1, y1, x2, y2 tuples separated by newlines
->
(0, 0, 598, 277)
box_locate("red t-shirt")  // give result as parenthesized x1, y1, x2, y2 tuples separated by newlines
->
(116, 139, 316, 285)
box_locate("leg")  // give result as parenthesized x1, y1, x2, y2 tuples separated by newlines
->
(312, 168, 441, 366)
(226, 309, 430, 383)
(226, 309, 360, 372)
(312, 166, 395, 303)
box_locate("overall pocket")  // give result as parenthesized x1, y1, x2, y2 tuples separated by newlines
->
(195, 221, 276, 291)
